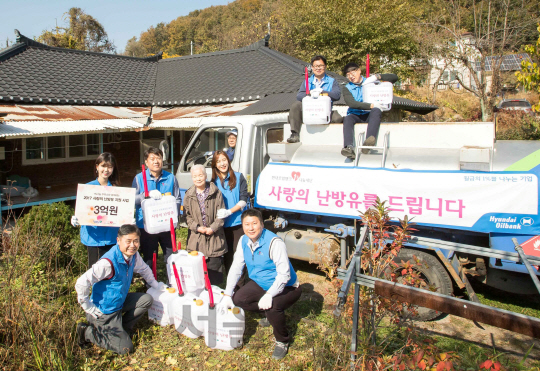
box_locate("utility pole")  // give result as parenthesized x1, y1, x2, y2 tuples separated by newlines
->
(190, 40, 193, 56)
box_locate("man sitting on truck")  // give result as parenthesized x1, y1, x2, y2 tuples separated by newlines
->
(286, 55, 342, 143)
(340, 62, 398, 158)
(225, 129, 237, 161)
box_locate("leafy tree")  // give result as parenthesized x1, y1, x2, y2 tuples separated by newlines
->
(418, 0, 539, 121)
(516, 24, 540, 111)
(124, 36, 147, 57)
(38, 7, 115, 53)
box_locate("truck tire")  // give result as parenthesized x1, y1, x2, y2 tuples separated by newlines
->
(387, 248, 453, 321)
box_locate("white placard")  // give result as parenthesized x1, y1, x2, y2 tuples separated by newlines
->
(255, 163, 540, 234)
(75, 184, 136, 227)
(363, 81, 393, 111)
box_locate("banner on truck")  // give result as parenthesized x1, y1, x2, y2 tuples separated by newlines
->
(255, 163, 540, 234)
(75, 184, 136, 227)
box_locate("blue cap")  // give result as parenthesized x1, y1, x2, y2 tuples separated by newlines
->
(226, 129, 238, 137)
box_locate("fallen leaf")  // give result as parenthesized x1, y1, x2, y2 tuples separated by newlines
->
(166, 357, 178, 366)
(129, 358, 138, 365)
(252, 368, 257, 371)
(194, 345, 201, 350)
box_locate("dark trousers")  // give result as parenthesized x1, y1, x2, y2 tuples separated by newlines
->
(224, 225, 248, 287)
(139, 229, 173, 267)
(233, 280, 302, 343)
(206, 256, 224, 285)
(84, 292, 153, 355)
(86, 244, 114, 267)
(288, 100, 343, 134)
(342, 108, 382, 147)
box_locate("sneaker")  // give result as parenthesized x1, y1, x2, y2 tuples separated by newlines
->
(361, 136, 376, 154)
(259, 317, 271, 327)
(77, 322, 91, 349)
(340, 145, 356, 159)
(272, 341, 289, 360)
(287, 132, 300, 143)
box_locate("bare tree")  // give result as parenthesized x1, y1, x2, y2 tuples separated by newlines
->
(418, 0, 539, 121)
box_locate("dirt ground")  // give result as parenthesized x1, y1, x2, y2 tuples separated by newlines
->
(294, 259, 540, 366)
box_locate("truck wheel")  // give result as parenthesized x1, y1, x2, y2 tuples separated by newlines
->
(387, 248, 453, 321)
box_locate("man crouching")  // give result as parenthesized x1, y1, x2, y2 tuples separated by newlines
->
(75, 224, 163, 354)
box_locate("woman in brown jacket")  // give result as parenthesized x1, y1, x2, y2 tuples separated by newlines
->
(183, 164, 228, 284)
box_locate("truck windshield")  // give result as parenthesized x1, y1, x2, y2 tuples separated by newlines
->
(183, 127, 236, 171)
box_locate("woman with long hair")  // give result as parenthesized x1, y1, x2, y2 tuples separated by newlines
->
(211, 150, 248, 272)
(71, 152, 121, 267)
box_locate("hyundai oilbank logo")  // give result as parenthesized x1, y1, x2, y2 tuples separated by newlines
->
(521, 217, 534, 226)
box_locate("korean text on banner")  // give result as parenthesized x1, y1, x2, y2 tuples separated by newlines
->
(255, 163, 540, 235)
(75, 184, 136, 227)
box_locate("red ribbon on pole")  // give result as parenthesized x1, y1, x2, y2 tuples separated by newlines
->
(366, 54, 370, 78)
(170, 218, 177, 253)
(152, 252, 157, 280)
(305, 67, 310, 95)
(201, 256, 214, 308)
(141, 164, 149, 198)
(172, 262, 184, 296)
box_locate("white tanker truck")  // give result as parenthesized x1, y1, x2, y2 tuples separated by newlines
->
(175, 113, 540, 320)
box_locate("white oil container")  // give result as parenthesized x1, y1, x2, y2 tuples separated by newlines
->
(141, 194, 179, 234)
(171, 293, 201, 338)
(204, 305, 245, 351)
(166, 250, 187, 287)
(147, 285, 177, 326)
(170, 250, 206, 295)
(199, 285, 224, 306)
(302, 95, 332, 125)
(362, 81, 393, 111)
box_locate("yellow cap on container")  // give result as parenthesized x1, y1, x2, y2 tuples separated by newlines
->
(166, 287, 176, 294)
(164, 192, 172, 196)
(232, 307, 240, 315)
(189, 251, 199, 256)
(195, 299, 204, 306)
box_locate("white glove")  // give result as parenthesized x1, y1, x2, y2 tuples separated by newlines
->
(80, 301, 103, 319)
(218, 295, 235, 310)
(71, 215, 80, 227)
(363, 75, 379, 85)
(149, 190, 162, 200)
(258, 293, 273, 310)
(216, 209, 232, 219)
(372, 103, 386, 111)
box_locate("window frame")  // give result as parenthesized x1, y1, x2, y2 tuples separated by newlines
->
(22, 134, 102, 165)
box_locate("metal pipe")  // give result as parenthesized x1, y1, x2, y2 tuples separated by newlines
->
(351, 253, 360, 367)
(276, 229, 339, 262)
(512, 238, 540, 295)
(341, 238, 347, 269)
(170, 132, 174, 175)
(99, 133, 104, 153)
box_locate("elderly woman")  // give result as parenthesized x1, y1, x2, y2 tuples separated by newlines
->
(183, 164, 228, 284)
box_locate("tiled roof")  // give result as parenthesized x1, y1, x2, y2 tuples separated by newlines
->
(0, 31, 159, 106)
(0, 31, 437, 115)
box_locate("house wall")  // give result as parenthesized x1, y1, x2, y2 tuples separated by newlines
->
(0, 131, 141, 188)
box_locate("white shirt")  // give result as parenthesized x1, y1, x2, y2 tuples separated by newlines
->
(75, 251, 158, 308)
(224, 234, 299, 298)
(313, 77, 324, 90)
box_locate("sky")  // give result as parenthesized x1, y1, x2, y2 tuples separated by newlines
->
(0, 0, 232, 52)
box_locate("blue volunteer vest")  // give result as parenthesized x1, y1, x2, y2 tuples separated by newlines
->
(214, 171, 243, 228)
(308, 73, 335, 93)
(346, 77, 368, 116)
(80, 179, 119, 246)
(134, 169, 176, 228)
(242, 229, 297, 291)
(91, 244, 135, 314)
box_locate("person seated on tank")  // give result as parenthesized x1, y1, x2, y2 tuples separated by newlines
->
(286, 55, 342, 143)
(132, 147, 182, 268)
(75, 224, 163, 354)
(340, 62, 398, 159)
(219, 209, 301, 360)
(225, 129, 237, 161)
(183, 164, 228, 284)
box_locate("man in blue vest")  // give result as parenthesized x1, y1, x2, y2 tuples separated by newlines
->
(225, 129, 237, 161)
(132, 147, 182, 267)
(75, 224, 164, 354)
(286, 55, 342, 143)
(340, 62, 398, 158)
(219, 209, 301, 360)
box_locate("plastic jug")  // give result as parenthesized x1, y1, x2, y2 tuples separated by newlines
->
(199, 285, 224, 306)
(141, 194, 179, 234)
(169, 250, 205, 296)
(302, 95, 332, 125)
(204, 305, 245, 351)
(362, 81, 393, 111)
(147, 284, 177, 326)
(171, 293, 202, 338)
